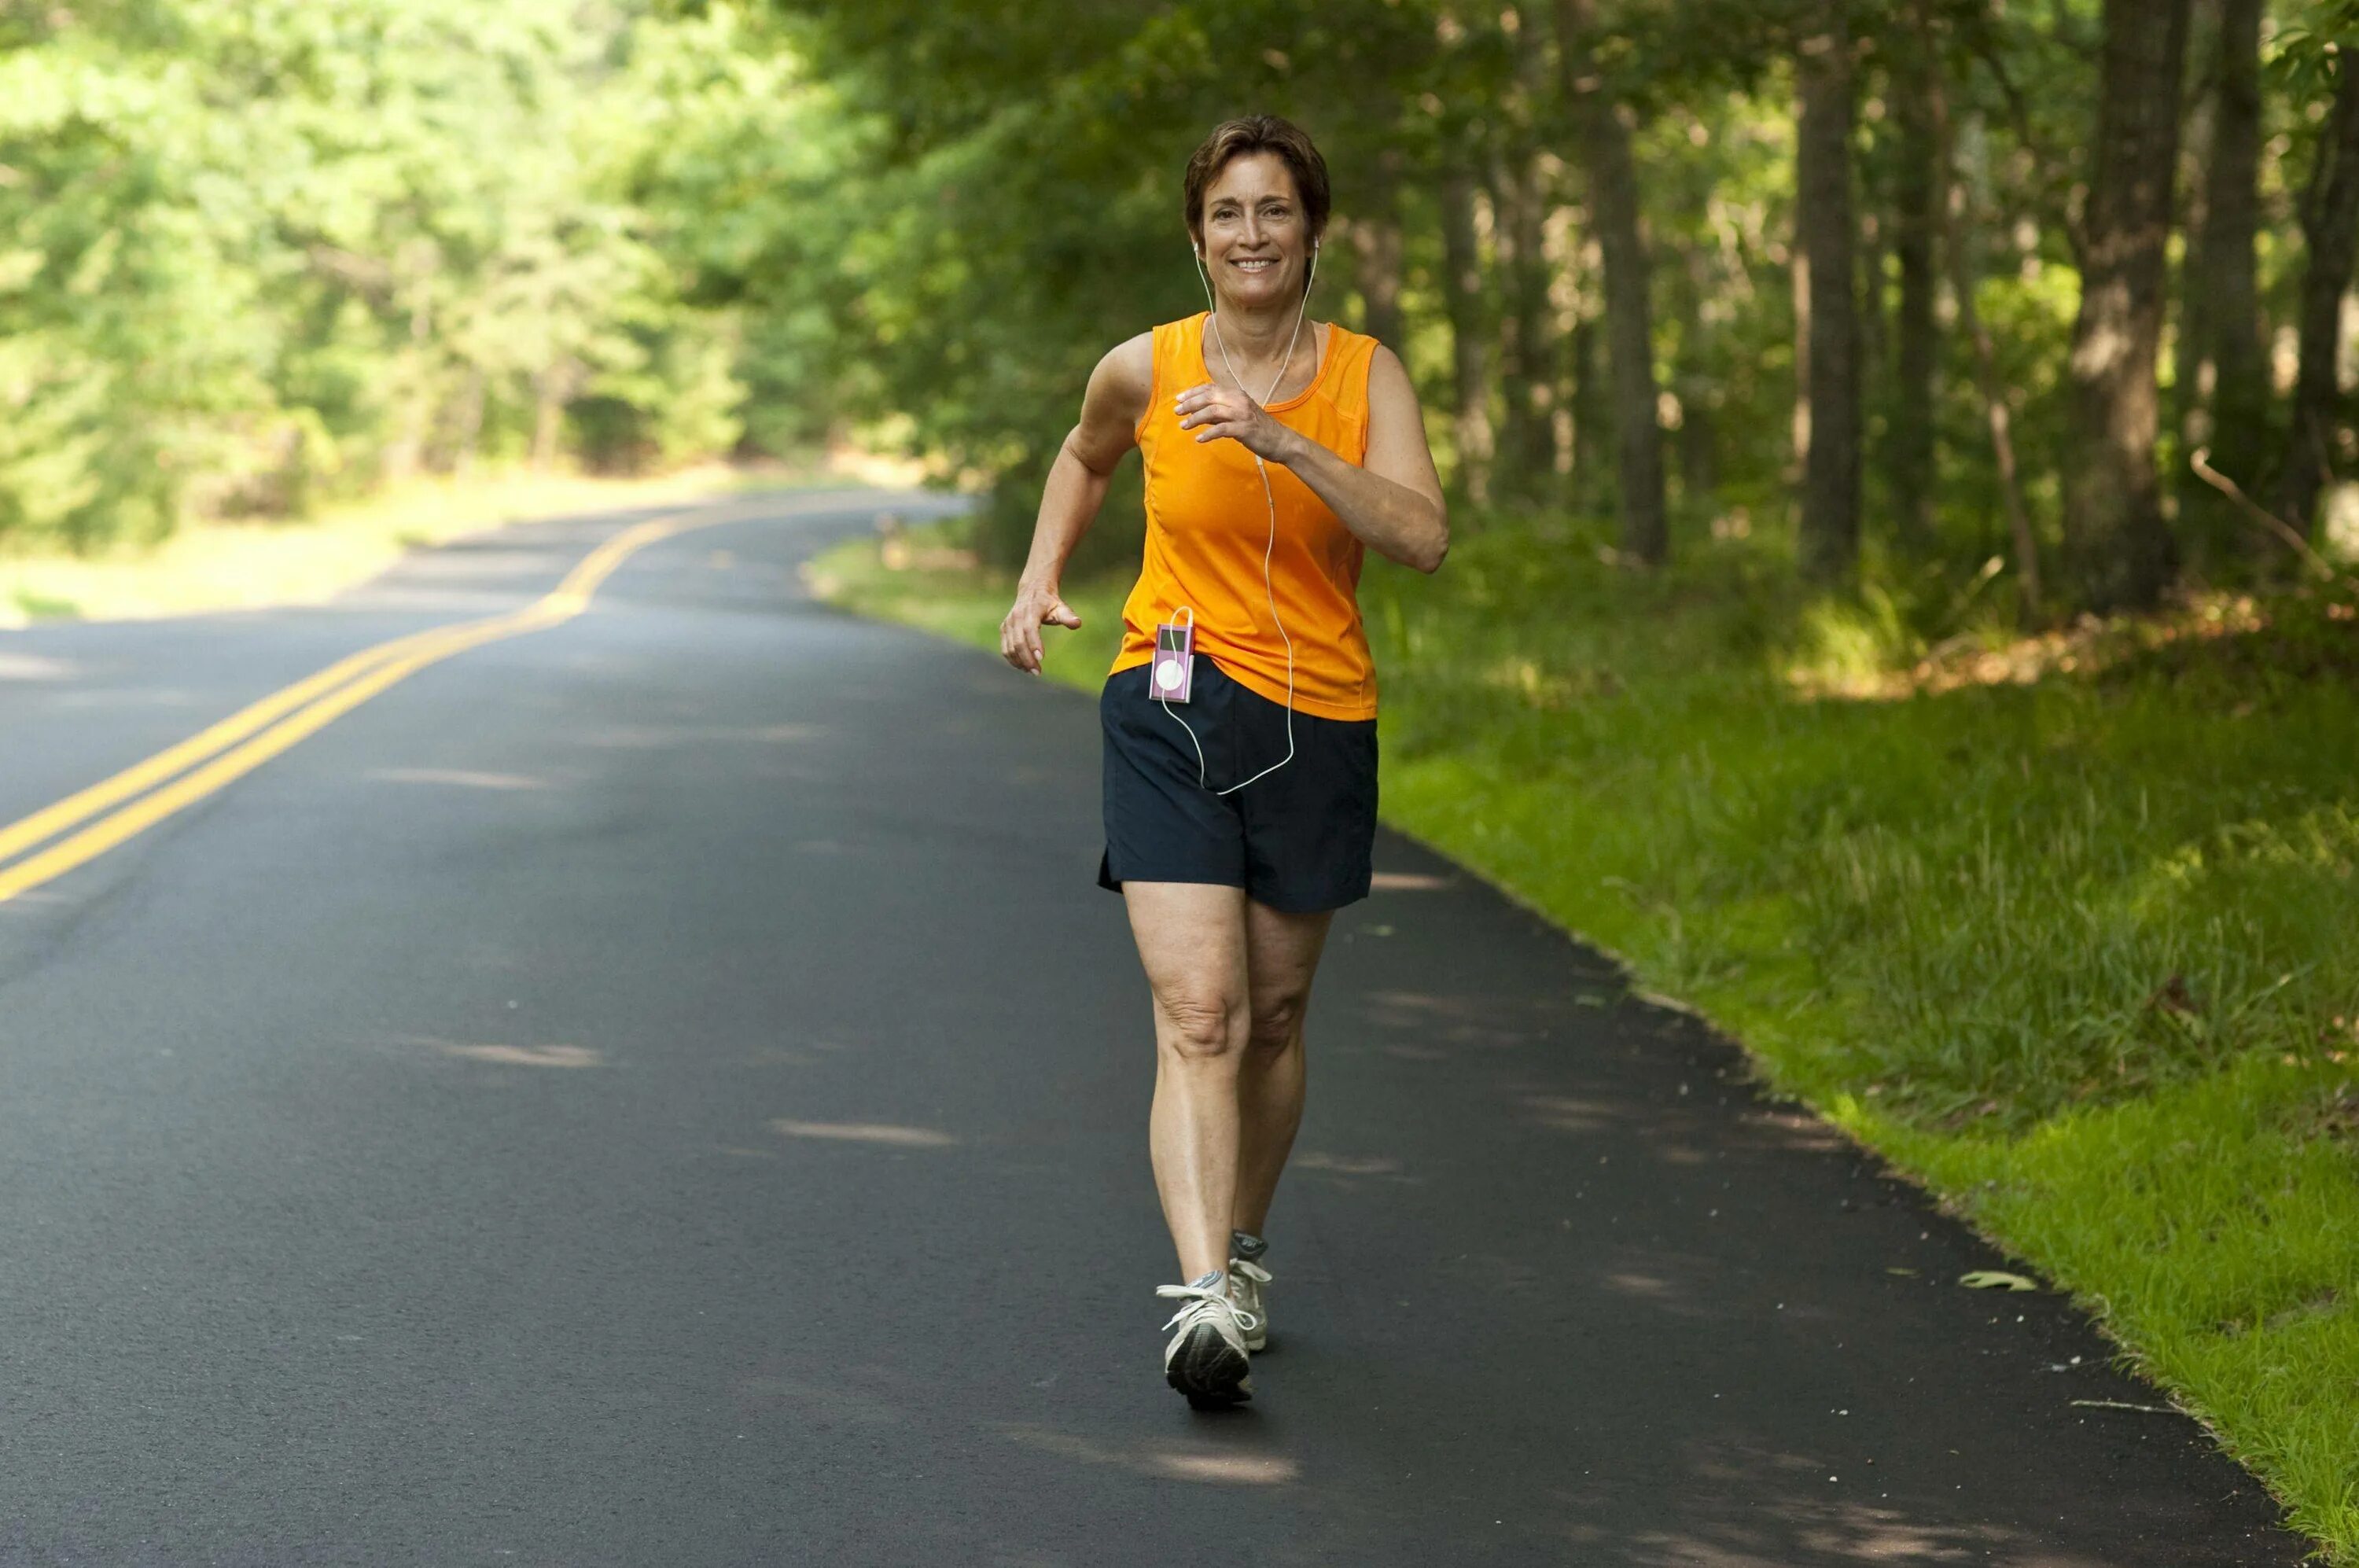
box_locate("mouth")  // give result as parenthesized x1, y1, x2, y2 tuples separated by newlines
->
(1229, 257, 1280, 274)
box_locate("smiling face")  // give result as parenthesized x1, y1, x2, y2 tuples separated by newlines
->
(1194, 152, 1316, 310)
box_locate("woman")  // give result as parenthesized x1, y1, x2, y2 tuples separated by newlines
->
(999, 115, 1448, 1409)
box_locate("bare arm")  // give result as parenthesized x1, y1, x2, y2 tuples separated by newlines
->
(999, 333, 1153, 674)
(1172, 342, 1450, 573)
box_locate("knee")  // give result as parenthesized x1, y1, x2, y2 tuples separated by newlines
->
(1161, 994, 1246, 1063)
(1246, 994, 1306, 1056)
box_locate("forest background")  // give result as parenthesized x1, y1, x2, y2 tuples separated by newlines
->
(8, 0, 2359, 1555)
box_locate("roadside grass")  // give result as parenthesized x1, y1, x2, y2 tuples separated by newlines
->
(0, 461, 809, 627)
(809, 515, 2359, 1562)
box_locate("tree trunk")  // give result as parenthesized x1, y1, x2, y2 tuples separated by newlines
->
(1791, 231, 1811, 478)
(1557, 0, 1666, 563)
(1675, 247, 1720, 510)
(1494, 2, 1559, 502)
(2174, 0, 2221, 536)
(1940, 112, 2043, 618)
(453, 364, 487, 480)
(1347, 153, 1408, 352)
(532, 359, 581, 475)
(1859, 219, 1887, 436)
(1890, 61, 1941, 552)
(1570, 313, 1610, 511)
(1795, 6, 1860, 582)
(2279, 57, 2359, 539)
(383, 282, 436, 485)
(2178, 0, 2266, 570)
(2203, 0, 2267, 536)
(1438, 164, 1495, 505)
(2063, 0, 2192, 612)
(1495, 150, 1558, 501)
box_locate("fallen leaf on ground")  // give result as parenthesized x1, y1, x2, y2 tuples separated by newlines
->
(1959, 1270, 2039, 1291)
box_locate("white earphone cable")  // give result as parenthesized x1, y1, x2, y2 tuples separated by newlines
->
(1165, 238, 1317, 795)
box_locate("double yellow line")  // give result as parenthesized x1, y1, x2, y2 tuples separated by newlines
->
(0, 510, 710, 907)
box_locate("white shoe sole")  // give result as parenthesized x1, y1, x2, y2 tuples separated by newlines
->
(1165, 1323, 1253, 1408)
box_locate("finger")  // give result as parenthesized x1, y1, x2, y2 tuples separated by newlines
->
(1051, 601, 1082, 628)
(1180, 399, 1242, 431)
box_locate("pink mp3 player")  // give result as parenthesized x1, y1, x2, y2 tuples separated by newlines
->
(1151, 620, 1195, 703)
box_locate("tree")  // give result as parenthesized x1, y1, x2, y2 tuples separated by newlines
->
(2277, 8, 2359, 542)
(1794, 0, 1860, 582)
(2060, 0, 2193, 612)
(2176, 0, 2267, 572)
(1493, 2, 1562, 502)
(1556, 0, 1667, 564)
(1886, 27, 1942, 554)
(1438, 159, 1497, 504)
(0, 0, 750, 551)
(1343, 157, 1409, 353)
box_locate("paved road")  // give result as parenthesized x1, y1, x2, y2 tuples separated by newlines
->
(0, 491, 2298, 1565)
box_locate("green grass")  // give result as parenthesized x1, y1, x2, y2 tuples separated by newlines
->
(811, 515, 2359, 1562)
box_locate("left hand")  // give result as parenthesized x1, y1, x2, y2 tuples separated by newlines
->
(1174, 381, 1301, 463)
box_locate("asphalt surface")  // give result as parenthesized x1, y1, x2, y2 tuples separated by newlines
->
(0, 490, 2302, 1566)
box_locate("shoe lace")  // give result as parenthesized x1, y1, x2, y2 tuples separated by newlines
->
(1224, 1259, 1271, 1331)
(1156, 1277, 1246, 1336)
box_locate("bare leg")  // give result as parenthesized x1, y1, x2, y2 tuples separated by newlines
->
(1122, 882, 1251, 1283)
(1232, 901, 1334, 1238)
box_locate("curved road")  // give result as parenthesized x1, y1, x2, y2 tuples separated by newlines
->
(0, 491, 2298, 1565)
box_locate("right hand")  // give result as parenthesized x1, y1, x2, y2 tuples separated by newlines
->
(999, 582, 1083, 675)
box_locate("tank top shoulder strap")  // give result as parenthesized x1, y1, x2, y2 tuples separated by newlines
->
(1320, 322, 1381, 462)
(1136, 315, 1208, 442)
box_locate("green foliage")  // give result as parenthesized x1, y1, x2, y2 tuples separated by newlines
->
(0, 0, 764, 552)
(11, 0, 2324, 606)
(2271, 1, 2359, 103)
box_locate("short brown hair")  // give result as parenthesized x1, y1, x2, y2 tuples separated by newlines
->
(1182, 116, 1331, 249)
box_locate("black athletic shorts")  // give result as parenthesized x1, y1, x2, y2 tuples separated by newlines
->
(1098, 654, 1378, 914)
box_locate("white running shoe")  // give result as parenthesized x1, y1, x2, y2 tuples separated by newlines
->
(1225, 1257, 1272, 1353)
(1157, 1272, 1253, 1408)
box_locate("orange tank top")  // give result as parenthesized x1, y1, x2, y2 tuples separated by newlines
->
(1111, 313, 1381, 721)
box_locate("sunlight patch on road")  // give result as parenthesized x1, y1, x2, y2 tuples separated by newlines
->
(1294, 1151, 1404, 1176)
(1525, 1093, 1620, 1133)
(996, 1424, 1298, 1486)
(1147, 1452, 1301, 1485)
(769, 1119, 955, 1148)
(417, 1039, 602, 1068)
(0, 653, 78, 681)
(366, 767, 550, 790)
(572, 721, 822, 750)
(1370, 870, 1452, 891)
